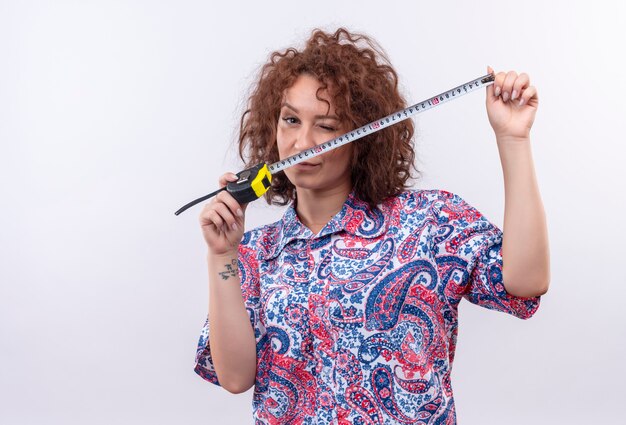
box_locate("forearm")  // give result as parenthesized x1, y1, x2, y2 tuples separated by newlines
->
(207, 252, 257, 393)
(497, 137, 550, 297)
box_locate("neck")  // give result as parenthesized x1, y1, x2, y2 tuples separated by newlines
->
(295, 181, 352, 234)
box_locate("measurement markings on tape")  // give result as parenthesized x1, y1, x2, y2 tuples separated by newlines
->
(175, 73, 495, 215)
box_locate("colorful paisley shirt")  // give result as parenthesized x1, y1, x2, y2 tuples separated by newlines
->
(195, 189, 540, 424)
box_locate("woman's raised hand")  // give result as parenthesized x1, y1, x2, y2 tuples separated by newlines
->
(486, 66, 539, 142)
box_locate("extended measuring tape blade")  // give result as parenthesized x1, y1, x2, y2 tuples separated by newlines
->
(174, 73, 494, 215)
(268, 73, 494, 173)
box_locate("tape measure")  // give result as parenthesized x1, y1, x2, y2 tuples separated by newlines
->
(174, 73, 494, 216)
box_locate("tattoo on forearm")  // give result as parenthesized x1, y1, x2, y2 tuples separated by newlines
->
(218, 260, 239, 280)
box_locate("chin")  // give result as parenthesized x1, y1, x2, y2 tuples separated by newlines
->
(285, 170, 351, 193)
(291, 179, 325, 191)
(285, 172, 318, 187)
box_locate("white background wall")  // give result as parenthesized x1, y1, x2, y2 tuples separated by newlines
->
(1, 1, 624, 423)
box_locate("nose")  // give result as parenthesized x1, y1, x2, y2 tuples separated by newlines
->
(293, 125, 316, 151)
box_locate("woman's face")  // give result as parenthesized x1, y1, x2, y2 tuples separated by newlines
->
(277, 74, 353, 194)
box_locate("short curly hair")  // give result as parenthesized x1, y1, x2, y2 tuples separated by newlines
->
(238, 28, 417, 207)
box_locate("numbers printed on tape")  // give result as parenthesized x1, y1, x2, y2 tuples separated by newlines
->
(175, 73, 495, 215)
(268, 73, 495, 174)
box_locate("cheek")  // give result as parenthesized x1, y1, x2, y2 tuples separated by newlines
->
(276, 127, 288, 156)
(329, 146, 353, 167)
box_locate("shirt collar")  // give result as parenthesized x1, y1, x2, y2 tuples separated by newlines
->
(258, 190, 389, 260)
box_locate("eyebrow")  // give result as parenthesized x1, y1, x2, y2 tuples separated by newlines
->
(281, 102, 340, 120)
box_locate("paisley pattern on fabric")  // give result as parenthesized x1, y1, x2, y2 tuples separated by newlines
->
(195, 190, 540, 424)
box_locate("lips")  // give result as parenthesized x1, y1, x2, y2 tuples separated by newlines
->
(294, 162, 320, 170)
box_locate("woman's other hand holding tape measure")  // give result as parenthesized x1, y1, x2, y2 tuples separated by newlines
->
(486, 66, 539, 142)
(200, 172, 249, 256)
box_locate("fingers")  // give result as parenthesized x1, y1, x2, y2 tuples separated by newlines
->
(212, 198, 239, 231)
(219, 172, 239, 187)
(486, 66, 495, 98)
(200, 196, 241, 231)
(218, 171, 249, 212)
(216, 189, 245, 221)
(501, 71, 517, 102)
(511, 73, 530, 102)
(491, 69, 533, 105)
(200, 202, 228, 231)
(518, 85, 538, 107)
(199, 172, 247, 231)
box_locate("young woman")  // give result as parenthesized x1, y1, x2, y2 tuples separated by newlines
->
(194, 28, 549, 424)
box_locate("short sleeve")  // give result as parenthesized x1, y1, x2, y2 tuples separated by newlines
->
(434, 191, 540, 319)
(193, 240, 265, 385)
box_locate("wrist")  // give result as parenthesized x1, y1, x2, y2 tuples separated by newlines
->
(496, 136, 533, 164)
(495, 134, 531, 148)
(207, 252, 240, 284)
(495, 137, 536, 182)
(207, 250, 239, 262)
